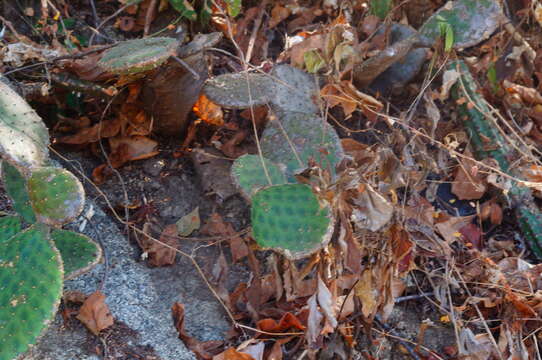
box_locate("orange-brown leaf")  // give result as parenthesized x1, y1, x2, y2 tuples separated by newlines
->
(193, 94, 224, 126)
(257, 312, 305, 333)
(76, 291, 114, 335)
(213, 348, 255, 360)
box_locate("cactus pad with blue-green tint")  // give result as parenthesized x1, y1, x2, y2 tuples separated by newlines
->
(51, 229, 102, 280)
(0, 80, 50, 170)
(420, 0, 502, 49)
(251, 184, 333, 259)
(0, 216, 22, 244)
(99, 37, 179, 75)
(1, 161, 36, 223)
(0, 225, 63, 360)
(261, 113, 343, 180)
(27, 167, 85, 226)
(231, 154, 287, 198)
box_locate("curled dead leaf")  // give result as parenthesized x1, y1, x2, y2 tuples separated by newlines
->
(76, 291, 114, 336)
(193, 94, 224, 126)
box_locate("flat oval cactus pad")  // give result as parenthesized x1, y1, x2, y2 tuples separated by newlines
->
(27, 167, 85, 226)
(1, 161, 36, 223)
(0, 80, 50, 170)
(99, 37, 178, 74)
(420, 0, 502, 49)
(0, 225, 63, 360)
(231, 154, 287, 199)
(51, 229, 102, 280)
(203, 72, 273, 109)
(251, 184, 333, 259)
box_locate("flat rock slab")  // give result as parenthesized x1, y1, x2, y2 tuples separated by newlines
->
(23, 200, 231, 360)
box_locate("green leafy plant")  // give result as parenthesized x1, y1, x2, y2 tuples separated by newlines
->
(168, 0, 242, 21)
(369, 0, 393, 20)
(0, 80, 101, 360)
(437, 16, 454, 52)
(204, 64, 342, 259)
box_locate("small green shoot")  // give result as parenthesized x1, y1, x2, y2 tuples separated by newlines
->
(437, 16, 454, 52)
(369, 0, 393, 20)
(168, 0, 197, 20)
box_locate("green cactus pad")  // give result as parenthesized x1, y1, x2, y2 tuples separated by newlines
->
(0, 216, 22, 243)
(51, 229, 102, 280)
(27, 167, 85, 226)
(0, 225, 63, 360)
(231, 154, 288, 199)
(251, 184, 333, 259)
(420, 0, 502, 49)
(1, 161, 36, 223)
(99, 37, 179, 75)
(177, 32, 222, 58)
(0, 80, 50, 171)
(269, 64, 319, 115)
(203, 72, 273, 109)
(261, 113, 343, 181)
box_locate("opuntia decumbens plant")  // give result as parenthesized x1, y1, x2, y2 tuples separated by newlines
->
(0, 79, 102, 360)
(204, 65, 343, 259)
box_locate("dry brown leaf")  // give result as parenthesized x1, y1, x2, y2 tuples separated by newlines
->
(213, 348, 255, 360)
(289, 34, 325, 68)
(201, 213, 248, 262)
(58, 118, 121, 144)
(193, 94, 224, 126)
(452, 153, 487, 200)
(504, 79, 542, 105)
(390, 224, 414, 275)
(239, 342, 264, 360)
(351, 183, 393, 232)
(435, 215, 475, 244)
(149, 224, 178, 267)
(321, 83, 357, 117)
(108, 135, 159, 168)
(317, 277, 337, 330)
(257, 312, 305, 333)
(306, 294, 323, 356)
(172, 302, 224, 359)
(268, 4, 291, 28)
(355, 270, 378, 319)
(76, 291, 114, 335)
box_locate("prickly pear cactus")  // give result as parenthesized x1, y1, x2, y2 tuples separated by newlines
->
(251, 184, 333, 259)
(1, 161, 36, 223)
(203, 72, 273, 109)
(0, 215, 22, 243)
(261, 112, 344, 181)
(204, 64, 344, 179)
(0, 225, 63, 360)
(0, 79, 49, 171)
(231, 154, 287, 199)
(450, 60, 542, 258)
(51, 229, 102, 280)
(99, 37, 179, 75)
(419, 0, 503, 49)
(0, 74, 102, 359)
(27, 167, 85, 227)
(205, 64, 341, 258)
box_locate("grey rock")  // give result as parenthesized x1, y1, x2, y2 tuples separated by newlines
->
(370, 24, 429, 95)
(23, 199, 230, 360)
